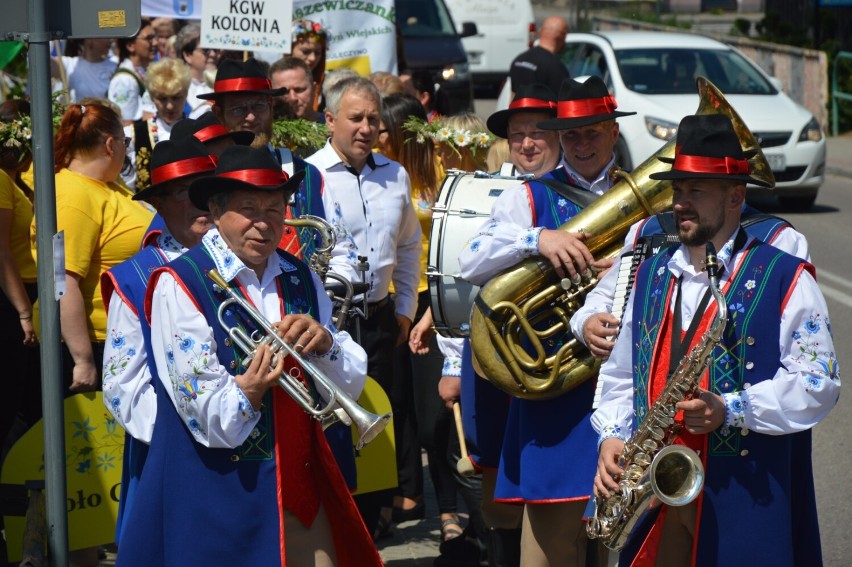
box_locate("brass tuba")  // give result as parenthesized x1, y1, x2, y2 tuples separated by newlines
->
(469, 77, 774, 400)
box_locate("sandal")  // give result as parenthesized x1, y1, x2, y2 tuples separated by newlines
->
(440, 517, 464, 542)
(373, 513, 394, 542)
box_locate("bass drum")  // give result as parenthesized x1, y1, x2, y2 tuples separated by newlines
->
(428, 170, 529, 337)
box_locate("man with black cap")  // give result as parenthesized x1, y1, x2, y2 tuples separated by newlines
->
(117, 145, 381, 567)
(591, 114, 838, 566)
(101, 137, 218, 546)
(170, 111, 255, 157)
(436, 83, 563, 566)
(199, 57, 326, 259)
(455, 76, 635, 566)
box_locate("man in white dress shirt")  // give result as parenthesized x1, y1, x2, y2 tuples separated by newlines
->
(590, 114, 839, 565)
(306, 76, 421, 537)
(117, 145, 381, 567)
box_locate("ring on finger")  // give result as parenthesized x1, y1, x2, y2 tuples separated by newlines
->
(294, 343, 305, 352)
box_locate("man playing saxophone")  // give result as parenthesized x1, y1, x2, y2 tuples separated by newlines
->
(458, 76, 635, 566)
(591, 114, 839, 566)
(116, 146, 381, 567)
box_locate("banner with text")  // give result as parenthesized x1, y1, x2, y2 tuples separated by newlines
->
(200, 0, 293, 53)
(142, 0, 396, 75)
(293, 0, 396, 75)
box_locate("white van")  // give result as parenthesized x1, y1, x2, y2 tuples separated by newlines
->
(444, 0, 535, 92)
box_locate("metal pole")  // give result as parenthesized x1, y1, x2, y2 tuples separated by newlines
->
(25, 0, 69, 562)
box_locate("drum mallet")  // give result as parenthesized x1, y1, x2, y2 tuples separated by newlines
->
(453, 402, 476, 477)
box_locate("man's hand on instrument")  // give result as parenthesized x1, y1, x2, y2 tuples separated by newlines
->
(409, 309, 434, 355)
(438, 375, 461, 410)
(537, 229, 595, 281)
(592, 256, 615, 278)
(583, 312, 620, 359)
(678, 389, 725, 434)
(273, 314, 333, 356)
(236, 343, 287, 410)
(396, 314, 412, 347)
(594, 437, 625, 498)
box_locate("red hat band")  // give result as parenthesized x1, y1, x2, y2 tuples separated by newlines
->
(219, 168, 290, 186)
(151, 156, 217, 186)
(213, 77, 273, 93)
(194, 124, 230, 143)
(509, 97, 556, 110)
(672, 150, 750, 175)
(557, 95, 617, 119)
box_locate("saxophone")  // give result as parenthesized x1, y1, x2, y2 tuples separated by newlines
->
(587, 241, 727, 552)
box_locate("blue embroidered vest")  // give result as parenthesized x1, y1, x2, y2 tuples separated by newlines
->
(527, 167, 584, 228)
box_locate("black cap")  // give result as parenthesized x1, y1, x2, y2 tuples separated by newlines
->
(538, 76, 636, 130)
(188, 145, 305, 210)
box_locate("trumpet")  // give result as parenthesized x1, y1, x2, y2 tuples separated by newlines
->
(207, 269, 391, 449)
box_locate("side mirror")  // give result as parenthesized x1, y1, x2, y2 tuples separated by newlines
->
(460, 22, 478, 38)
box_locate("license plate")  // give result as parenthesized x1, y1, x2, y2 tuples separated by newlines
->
(765, 153, 786, 172)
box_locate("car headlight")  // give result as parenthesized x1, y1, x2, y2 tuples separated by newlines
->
(645, 117, 679, 141)
(798, 117, 823, 142)
(442, 62, 470, 82)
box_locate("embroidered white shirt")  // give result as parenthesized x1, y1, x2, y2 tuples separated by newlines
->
(306, 141, 421, 322)
(102, 228, 185, 444)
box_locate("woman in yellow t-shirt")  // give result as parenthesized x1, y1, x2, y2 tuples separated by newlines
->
(38, 101, 153, 394)
(0, 99, 40, 451)
(377, 93, 477, 548)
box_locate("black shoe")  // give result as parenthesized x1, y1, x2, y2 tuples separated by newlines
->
(392, 499, 425, 523)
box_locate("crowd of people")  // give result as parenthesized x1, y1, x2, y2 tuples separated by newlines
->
(0, 10, 841, 567)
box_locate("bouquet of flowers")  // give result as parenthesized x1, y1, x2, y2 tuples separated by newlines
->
(402, 115, 494, 158)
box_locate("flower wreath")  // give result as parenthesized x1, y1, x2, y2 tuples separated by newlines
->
(402, 116, 494, 158)
(292, 19, 328, 44)
(0, 92, 66, 162)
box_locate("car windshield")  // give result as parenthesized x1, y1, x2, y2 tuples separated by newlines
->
(614, 48, 777, 95)
(396, 0, 457, 38)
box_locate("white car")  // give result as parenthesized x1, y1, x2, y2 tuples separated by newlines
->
(499, 31, 826, 208)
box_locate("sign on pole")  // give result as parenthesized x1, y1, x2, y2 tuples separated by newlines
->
(200, 0, 293, 54)
(2, 0, 141, 39)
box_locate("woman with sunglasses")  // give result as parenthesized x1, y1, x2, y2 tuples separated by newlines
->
(109, 18, 157, 125)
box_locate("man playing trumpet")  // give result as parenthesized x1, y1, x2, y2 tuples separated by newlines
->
(116, 146, 381, 567)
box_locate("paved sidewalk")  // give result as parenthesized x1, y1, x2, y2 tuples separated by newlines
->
(826, 134, 852, 178)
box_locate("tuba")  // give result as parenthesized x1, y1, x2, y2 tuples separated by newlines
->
(469, 76, 774, 400)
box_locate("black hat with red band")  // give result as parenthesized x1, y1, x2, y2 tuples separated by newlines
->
(649, 114, 772, 188)
(486, 84, 557, 139)
(189, 145, 306, 210)
(171, 112, 255, 146)
(196, 58, 287, 100)
(538, 76, 636, 130)
(133, 138, 217, 202)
